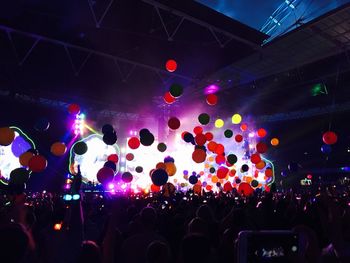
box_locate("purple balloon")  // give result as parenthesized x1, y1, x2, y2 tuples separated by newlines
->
(11, 136, 31, 157)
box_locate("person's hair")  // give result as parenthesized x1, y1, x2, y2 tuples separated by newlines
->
(146, 241, 170, 263)
(140, 206, 157, 229)
(188, 217, 207, 235)
(77, 240, 101, 263)
(0, 223, 29, 263)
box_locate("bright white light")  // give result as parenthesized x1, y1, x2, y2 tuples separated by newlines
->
(249, 132, 255, 138)
(71, 135, 120, 183)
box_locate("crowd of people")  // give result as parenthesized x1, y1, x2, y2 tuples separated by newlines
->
(1, 176, 350, 263)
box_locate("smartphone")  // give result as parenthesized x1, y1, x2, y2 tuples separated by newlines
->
(236, 230, 300, 263)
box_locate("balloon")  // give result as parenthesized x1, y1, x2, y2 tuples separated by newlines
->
(206, 185, 213, 191)
(0, 127, 15, 146)
(235, 178, 241, 184)
(163, 92, 176, 104)
(217, 166, 229, 179)
(102, 124, 114, 134)
(271, 138, 279, 146)
(103, 132, 117, 145)
(50, 142, 67, 156)
(321, 144, 332, 154)
(140, 132, 154, 146)
(107, 154, 119, 163)
(11, 136, 31, 157)
(164, 156, 175, 163)
(165, 59, 177, 72)
(257, 128, 267, 138)
(34, 118, 50, 132)
(198, 113, 210, 125)
(207, 141, 217, 152)
(68, 103, 80, 115)
(156, 162, 166, 170)
(251, 180, 259, 188)
(288, 162, 299, 172)
(126, 153, 134, 161)
(223, 182, 233, 192)
(189, 175, 198, 185)
(209, 167, 216, 173)
(215, 119, 224, 128)
(241, 164, 249, 172)
(121, 172, 133, 183)
(255, 161, 266, 170)
(28, 155, 47, 173)
(193, 184, 202, 194)
(256, 142, 268, 154)
(250, 153, 261, 164)
(139, 128, 150, 137)
(19, 152, 34, 167)
(227, 154, 237, 165)
(215, 144, 225, 155)
(240, 123, 248, 131)
(238, 182, 254, 196)
(232, 114, 242, 124)
(73, 141, 88, 155)
(265, 168, 273, 177)
(224, 129, 233, 138)
(229, 169, 236, 177)
(193, 126, 203, 135)
(192, 149, 206, 163)
(151, 169, 168, 186)
(97, 167, 114, 184)
(104, 161, 117, 171)
(183, 133, 194, 143)
(307, 174, 312, 179)
(281, 170, 288, 177)
(206, 94, 218, 105)
(135, 166, 143, 173)
(215, 155, 225, 165)
(165, 162, 177, 176)
(204, 132, 213, 141)
(157, 143, 167, 152)
(168, 117, 181, 130)
(322, 131, 337, 145)
(151, 184, 161, 192)
(128, 137, 140, 149)
(169, 83, 183, 97)
(235, 134, 243, 143)
(10, 168, 30, 185)
(195, 134, 206, 146)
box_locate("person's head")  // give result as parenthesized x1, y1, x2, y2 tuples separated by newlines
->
(196, 204, 214, 223)
(146, 241, 170, 263)
(140, 206, 157, 230)
(77, 240, 101, 263)
(180, 234, 211, 263)
(0, 223, 30, 263)
(188, 217, 207, 235)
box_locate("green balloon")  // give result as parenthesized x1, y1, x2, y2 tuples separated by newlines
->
(169, 83, 183, 98)
(157, 142, 167, 152)
(198, 113, 210, 125)
(10, 168, 30, 184)
(73, 141, 88, 155)
(224, 129, 233, 138)
(251, 180, 259, 187)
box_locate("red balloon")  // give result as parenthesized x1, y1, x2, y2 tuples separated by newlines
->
(322, 131, 338, 145)
(257, 128, 267, 138)
(151, 184, 161, 192)
(28, 155, 47, 173)
(163, 92, 176, 104)
(165, 59, 177, 72)
(97, 167, 114, 184)
(235, 134, 243, 143)
(168, 117, 181, 130)
(192, 149, 207, 163)
(215, 144, 225, 155)
(206, 94, 218, 106)
(68, 103, 80, 115)
(205, 132, 213, 141)
(223, 182, 233, 192)
(126, 153, 134, 161)
(207, 141, 217, 152)
(128, 137, 140, 149)
(256, 142, 268, 154)
(240, 123, 248, 132)
(107, 154, 119, 163)
(217, 166, 229, 179)
(193, 126, 203, 135)
(250, 153, 261, 164)
(195, 134, 207, 146)
(215, 154, 225, 165)
(238, 182, 254, 196)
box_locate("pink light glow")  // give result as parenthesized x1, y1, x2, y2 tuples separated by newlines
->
(204, 84, 219, 95)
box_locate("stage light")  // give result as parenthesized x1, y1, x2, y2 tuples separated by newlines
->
(204, 84, 219, 95)
(54, 223, 62, 231)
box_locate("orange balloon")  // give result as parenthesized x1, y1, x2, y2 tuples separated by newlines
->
(165, 162, 177, 176)
(211, 176, 218, 183)
(271, 138, 279, 146)
(208, 156, 215, 162)
(255, 160, 266, 170)
(19, 152, 34, 167)
(50, 142, 67, 156)
(240, 123, 248, 132)
(192, 149, 206, 163)
(207, 141, 217, 152)
(265, 168, 273, 177)
(156, 162, 166, 170)
(0, 127, 15, 146)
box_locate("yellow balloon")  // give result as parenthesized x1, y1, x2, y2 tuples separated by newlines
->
(215, 119, 224, 128)
(232, 114, 242, 124)
(271, 138, 279, 146)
